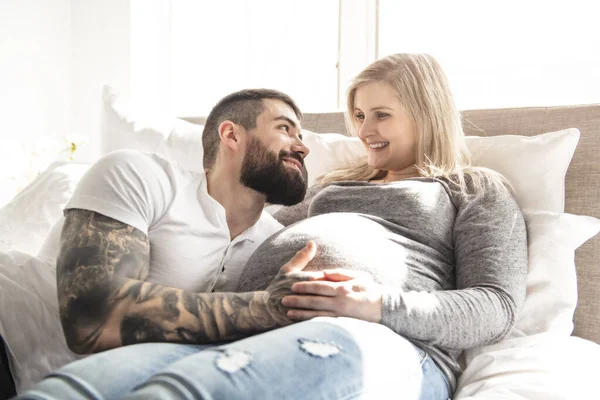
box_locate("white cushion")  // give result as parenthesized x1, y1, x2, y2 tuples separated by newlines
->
(101, 85, 205, 173)
(301, 128, 579, 213)
(510, 210, 600, 338)
(0, 162, 89, 256)
(466, 131, 579, 213)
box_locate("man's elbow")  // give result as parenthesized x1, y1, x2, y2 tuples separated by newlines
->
(58, 305, 112, 355)
(59, 315, 89, 354)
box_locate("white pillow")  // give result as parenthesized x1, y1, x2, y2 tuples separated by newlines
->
(101, 85, 205, 173)
(509, 210, 600, 338)
(302, 128, 579, 213)
(0, 162, 89, 255)
(466, 131, 579, 213)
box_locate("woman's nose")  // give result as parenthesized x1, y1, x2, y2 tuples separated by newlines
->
(357, 119, 373, 139)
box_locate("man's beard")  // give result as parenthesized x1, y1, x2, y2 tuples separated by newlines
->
(240, 137, 307, 206)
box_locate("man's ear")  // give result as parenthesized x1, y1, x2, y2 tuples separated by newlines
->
(218, 120, 241, 150)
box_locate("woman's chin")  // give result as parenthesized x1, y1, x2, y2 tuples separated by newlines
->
(368, 159, 388, 171)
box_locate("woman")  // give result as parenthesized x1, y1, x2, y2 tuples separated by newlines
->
(235, 53, 527, 398)
(20, 54, 527, 400)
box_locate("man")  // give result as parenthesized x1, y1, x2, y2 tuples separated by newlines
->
(58, 88, 319, 354)
(18, 89, 321, 399)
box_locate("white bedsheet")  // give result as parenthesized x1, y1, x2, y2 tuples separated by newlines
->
(0, 250, 83, 393)
(456, 334, 598, 399)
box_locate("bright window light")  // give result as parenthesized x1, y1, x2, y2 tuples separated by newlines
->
(378, 0, 600, 109)
(170, 0, 339, 116)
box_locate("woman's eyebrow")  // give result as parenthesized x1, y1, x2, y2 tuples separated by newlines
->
(369, 106, 393, 111)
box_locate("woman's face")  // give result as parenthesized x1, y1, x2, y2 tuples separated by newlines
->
(353, 82, 418, 178)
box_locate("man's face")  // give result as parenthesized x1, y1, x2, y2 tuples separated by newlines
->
(240, 99, 309, 206)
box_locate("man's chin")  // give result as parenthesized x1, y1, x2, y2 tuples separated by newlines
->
(266, 183, 307, 206)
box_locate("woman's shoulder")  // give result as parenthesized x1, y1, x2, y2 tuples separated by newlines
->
(437, 169, 518, 214)
(441, 169, 510, 195)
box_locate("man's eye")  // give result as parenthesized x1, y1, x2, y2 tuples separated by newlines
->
(279, 125, 290, 132)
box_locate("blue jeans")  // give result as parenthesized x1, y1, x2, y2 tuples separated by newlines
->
(18, 318, 450, 400)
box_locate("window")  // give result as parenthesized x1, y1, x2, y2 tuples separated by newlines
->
(170, 0, 339, 116)
(131, 0, 599, 115)
(378, 0, 600, 109)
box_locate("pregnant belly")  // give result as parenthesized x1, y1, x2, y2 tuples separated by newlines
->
(237, 213, 410, 292)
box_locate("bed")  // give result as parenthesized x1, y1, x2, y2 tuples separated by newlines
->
(0, 86, 598, 398)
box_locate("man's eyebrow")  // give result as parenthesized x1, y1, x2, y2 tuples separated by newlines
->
(273, 115, 297, 128)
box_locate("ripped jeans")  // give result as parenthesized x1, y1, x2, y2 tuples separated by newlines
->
(18, 318, 451, 400)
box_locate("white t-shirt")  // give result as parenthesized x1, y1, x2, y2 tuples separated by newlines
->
(65, 149, 283, 292)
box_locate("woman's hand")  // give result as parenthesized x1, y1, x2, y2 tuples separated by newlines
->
(281, 269, 384, 323)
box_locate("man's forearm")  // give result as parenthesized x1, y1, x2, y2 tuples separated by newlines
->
(57, 209, 301, 354)
(62, 278, 284, 354)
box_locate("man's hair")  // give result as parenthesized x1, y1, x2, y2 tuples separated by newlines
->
(202, 89, 302, 170)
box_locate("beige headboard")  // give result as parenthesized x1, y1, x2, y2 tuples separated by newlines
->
(183, 104, 600, 343)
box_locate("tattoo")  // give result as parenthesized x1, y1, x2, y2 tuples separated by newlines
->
(121, 316, 166, 345)
(57, 209, 291, 354)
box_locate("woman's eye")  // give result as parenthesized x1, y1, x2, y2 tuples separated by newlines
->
(376, 112, 389, 119)
(355, 113, 365, 121)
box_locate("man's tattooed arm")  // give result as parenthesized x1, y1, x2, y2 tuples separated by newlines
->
(57, 209, 311, 354)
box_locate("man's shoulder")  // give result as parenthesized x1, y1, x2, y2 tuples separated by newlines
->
(97, 149, 172, 169)
(95, 150, 202, 182)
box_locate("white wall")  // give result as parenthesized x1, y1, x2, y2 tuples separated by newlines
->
(0, 0, 74, 205)
(71, 0, 131, 161)
(0, 0, 133, 205)
(0, 0, 133, 160)
(0, 0, 73, 143)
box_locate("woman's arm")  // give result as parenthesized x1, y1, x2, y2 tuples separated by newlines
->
(379, 180, 528, 349)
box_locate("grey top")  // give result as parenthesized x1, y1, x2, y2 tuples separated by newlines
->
(238, 177, 528, 391)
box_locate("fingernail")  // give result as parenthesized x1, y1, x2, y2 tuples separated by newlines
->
(282, 297, 289, 305)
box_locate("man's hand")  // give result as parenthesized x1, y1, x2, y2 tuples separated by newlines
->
(281, 269, 384, 323)
(257, 241, 325, 326)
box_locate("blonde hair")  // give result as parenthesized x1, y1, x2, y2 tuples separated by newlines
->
(319, 53, 506, 193)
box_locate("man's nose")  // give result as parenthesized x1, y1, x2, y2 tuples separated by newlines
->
(291, 136, 309, 159)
